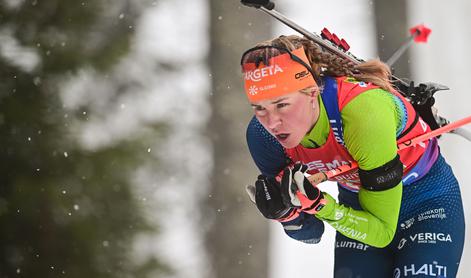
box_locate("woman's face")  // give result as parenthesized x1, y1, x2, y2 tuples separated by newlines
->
(251, 89, 320, 148)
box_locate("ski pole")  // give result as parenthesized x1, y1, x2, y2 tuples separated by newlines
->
(451, 127, 471, 141)
(306, 115, 471, 185)
(386, 24, 432, 67)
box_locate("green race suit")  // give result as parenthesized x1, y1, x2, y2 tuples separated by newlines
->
(302, 88, 404, 247)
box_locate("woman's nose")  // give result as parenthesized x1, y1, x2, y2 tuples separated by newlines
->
(266, 112, 282, 130)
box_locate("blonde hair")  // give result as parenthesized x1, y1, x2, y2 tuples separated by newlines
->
(253, 35, 395, 92)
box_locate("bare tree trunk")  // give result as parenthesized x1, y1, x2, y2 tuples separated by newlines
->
(205, 1, 273, 278)
(373, 0, 411, 78)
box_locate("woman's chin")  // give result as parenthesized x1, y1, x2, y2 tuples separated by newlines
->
(273, 133, 301, 148)
(278, 138, 300, 149)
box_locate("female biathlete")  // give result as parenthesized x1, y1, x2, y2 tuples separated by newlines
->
(242, 35, 465, 277)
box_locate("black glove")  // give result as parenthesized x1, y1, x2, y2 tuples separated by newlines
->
(246, 175, 295, 220)
(280, 163, 327, 214)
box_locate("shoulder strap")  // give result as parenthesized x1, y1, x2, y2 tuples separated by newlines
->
(324, 77, 418, 142)
(320, 77, 346, 146)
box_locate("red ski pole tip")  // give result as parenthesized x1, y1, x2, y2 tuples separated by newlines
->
(409, 24, 431, 43)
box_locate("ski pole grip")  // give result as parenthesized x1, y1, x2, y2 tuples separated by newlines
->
(241, 0, 275, 10)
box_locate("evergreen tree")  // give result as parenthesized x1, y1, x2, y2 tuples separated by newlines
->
(0, 1, 166, 277)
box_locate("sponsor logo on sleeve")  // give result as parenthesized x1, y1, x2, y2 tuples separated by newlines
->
(334, 209, 344, 220)
(397, 238, 407, 250)
(400, 217, 415, 230)
(409, 232, 452, 244)
(331, 223, 367, 241)
(335, 240, 369, 251)
(418, 208, 447, 222)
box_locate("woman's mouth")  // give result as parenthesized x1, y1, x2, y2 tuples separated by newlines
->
(275, 133, 290, 142)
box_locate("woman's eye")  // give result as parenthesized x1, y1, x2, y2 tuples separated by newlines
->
(253, 106, 267, 116)
(254, 106, 264, 111)
(276, 103, 289, 109)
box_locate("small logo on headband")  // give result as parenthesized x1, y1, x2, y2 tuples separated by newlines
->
(295, 70, 310, 80)
(248, 85, 258, 96)
(245, 65, 284, 82)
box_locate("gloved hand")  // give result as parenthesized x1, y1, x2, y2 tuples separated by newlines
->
(280, 163, 327, 214)
(246, 175, 297, 221)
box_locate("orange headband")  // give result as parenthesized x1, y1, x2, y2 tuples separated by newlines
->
(242, 47, 317, 102)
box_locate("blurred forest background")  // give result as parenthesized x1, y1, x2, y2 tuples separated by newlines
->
(0, 0, 470, 278)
